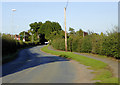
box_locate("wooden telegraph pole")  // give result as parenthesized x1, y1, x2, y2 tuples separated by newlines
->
(64, 7, 67, 51)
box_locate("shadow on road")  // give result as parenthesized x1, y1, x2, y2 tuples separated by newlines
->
(2, 47, 69, 77)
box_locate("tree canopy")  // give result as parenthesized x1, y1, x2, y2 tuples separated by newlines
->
(29, 21, 62, 43)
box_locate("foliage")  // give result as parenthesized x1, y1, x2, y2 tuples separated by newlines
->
(2, 34, 39, 62)
(51, 26, 119, 59)
(29, 21, 62, 44)
(69, 27, 75, 35)
(38, 21, 62, 40)
(19, 31, 31, 41)
(76, 29, 83, 37)
(81, 35, 92, 53)
(71, 36, 80, 52)
(51, 37, 65, 51)
(102, 32, 119, 58)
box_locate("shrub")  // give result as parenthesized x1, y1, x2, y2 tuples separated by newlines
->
(2, 34, 40, 56)
(81, 36, 92, 53)
(91, 34, 102, 54)
(77, 38, 83, 52)
(102, 32, 118, 58)
(71, 36, 80, 52)
(51, 37, 65, 50)
(50, 27, 119, 59)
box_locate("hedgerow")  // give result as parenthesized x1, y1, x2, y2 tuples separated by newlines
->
(51, 28, 119, 59)
(2, 34, 39, 57)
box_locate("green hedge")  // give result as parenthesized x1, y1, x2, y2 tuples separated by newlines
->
(51, 31, 119, 59)
(2, 34, 40, 57)
(102, 33, 119, 58)
(81, 36, 92, 53)
(51, 37, 65, 50)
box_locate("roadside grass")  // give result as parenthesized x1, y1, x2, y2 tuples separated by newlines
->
(41, 45, 119, 84)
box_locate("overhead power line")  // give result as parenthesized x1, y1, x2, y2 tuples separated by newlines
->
(65, 0, 69, 9)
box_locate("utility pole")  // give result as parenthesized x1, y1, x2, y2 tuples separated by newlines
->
(64, 7, 67, 51)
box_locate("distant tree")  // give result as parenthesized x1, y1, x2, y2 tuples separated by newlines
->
(100, 32, 103, 36)
(87, 30, 93, 35)
(69, 27, 75, 35)
(29, 22, 43, 41)
(38, 21, 62, 40)
(52, 22, 62, 32)
(29, 21, 62, 44)
(29, 22, 42, 33)
(76, 29, 83, 37)
(19, 31, 30, 41)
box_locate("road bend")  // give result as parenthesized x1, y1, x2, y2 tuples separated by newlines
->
(2, 45, 96, 83)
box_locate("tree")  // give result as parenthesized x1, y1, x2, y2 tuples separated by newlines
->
(29, 22, 43, 41)
(29, 21, 62, 44)
(29, 22, 42, 33)
(69, 27, 75, 35)
(76, 29, 83, 37)
(19, 31, 30, 41)
(38, 21, 62, 40)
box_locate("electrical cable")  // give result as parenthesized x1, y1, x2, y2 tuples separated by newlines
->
(65, 0, 69, 9)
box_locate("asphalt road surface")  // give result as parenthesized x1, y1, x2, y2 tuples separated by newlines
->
(2, 45, 97, 83)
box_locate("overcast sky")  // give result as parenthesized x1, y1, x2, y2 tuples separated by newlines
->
(2, 1, 118, 34)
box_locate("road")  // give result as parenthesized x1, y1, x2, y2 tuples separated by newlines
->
(2, 45, 97, 83)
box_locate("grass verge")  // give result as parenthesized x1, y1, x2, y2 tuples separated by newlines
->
(41, 45, 119, 84)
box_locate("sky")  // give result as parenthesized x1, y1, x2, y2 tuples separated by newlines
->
(1, 1, 118, 34)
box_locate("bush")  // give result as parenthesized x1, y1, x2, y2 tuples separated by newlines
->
(2, 34, 17, 55)
(91, 34, 102, 54)
(77, 38, 83, 52)
(81, 36, 92, 53)
(2, 34, 40, 57)
(51, 37, 65, 50)
(102, 32, 118, 58)
(50, 27, 119, 59)
(71, 36, 80, 52)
